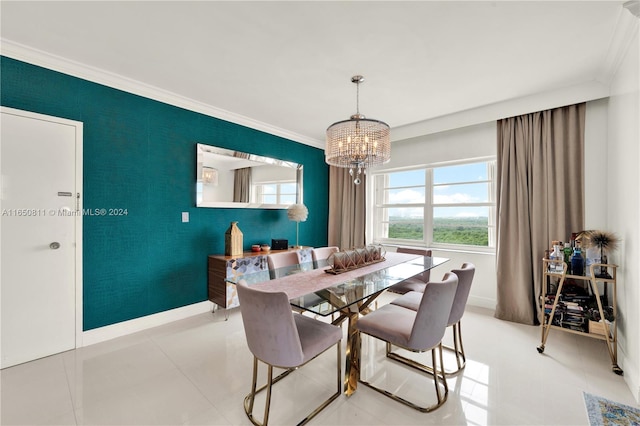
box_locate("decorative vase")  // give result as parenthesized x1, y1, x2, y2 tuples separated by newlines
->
(225, 221, 243, 256)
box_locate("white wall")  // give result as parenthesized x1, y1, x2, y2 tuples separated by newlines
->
(584, 97, 609, 229)
(251, 164, 296, 183)
(383, 121, 496, 169)
(200, 157, 234, 202)
(425, 249, 497, 310)
(606, 12, 639, 401)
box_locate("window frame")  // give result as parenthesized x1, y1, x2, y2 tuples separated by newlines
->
(370, 158, 496, 252)
(253, 181, 297, 206)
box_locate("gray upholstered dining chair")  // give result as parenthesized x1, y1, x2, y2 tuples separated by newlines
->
(391, 263, 476, 375)
(311, 246, 339, 269)
(387, 247, 432, 294)
(356, 272, 459, 412)
(266, 251, 300, 279)
(236, 280, 342, 426)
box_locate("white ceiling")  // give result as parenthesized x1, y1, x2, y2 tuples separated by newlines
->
(0, 1, 627, 148)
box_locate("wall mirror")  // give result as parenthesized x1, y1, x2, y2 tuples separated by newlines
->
(196, 143, 303, 209)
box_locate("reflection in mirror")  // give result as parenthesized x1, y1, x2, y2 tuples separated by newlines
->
(196, 143, 303, 209)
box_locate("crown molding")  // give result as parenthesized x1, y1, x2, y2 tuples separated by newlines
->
(0, 39, 324, 149)
(597, 5, 640, 85)
(391, 80, 610, 142)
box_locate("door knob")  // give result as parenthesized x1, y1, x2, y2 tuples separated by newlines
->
(49, 242, 61, 250)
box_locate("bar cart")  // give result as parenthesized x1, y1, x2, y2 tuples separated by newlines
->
(537, 259, 621, 375)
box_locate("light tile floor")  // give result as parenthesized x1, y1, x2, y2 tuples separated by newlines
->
(1, 293, 638, 425)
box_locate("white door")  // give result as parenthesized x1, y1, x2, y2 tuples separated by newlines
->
(0, 107, 83, 369)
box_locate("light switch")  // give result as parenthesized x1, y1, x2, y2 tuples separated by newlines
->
(182, 212, 189, 223)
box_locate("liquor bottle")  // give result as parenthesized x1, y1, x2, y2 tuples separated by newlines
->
(550, 244, 563, 273)
(571, 245, 585, 276)
(544, 249, 550, 271)
(563, 243, 572, 274)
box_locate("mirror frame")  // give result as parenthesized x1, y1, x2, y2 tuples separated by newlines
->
(196, 143, 303, 209)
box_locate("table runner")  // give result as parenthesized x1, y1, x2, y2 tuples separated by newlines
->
(250, 252, 422, 299)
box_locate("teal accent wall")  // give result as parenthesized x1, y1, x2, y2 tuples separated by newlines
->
(1, 56, 329, 330)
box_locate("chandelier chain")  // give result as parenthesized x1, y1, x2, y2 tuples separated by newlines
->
(356, 79, 360, 116)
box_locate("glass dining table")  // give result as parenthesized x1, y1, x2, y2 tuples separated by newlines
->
(226, 251, 449, 395)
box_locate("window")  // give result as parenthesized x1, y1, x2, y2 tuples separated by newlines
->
(254, 182, 297, 205)
(372, 160, 495, 249)
(373, 169, 426, 241)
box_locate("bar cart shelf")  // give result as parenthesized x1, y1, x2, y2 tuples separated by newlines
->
(537, 259, 622, 375)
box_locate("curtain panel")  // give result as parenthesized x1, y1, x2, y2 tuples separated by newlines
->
(495, 103, 585, 325)
(233, 167, 252, 203)
(327, 167, 366, 250)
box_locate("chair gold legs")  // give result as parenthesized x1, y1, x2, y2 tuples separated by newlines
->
(244, 358, 294, 426)
(446, 321, 466, 374)
(243, 343, 342, 426)
(360, 342, 449, 412)
(387, 322, 467, 377)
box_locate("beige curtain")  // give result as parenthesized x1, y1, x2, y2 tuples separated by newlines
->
(495, 103, 585, 325)
(233, 167, 252, 203)
(328, 167, 366, 250)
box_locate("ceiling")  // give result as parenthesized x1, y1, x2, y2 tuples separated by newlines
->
(0, 1, 627, 149)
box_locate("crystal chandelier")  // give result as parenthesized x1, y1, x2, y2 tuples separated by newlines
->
(325, 75, 390, 184)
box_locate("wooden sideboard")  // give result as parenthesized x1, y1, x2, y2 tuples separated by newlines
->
(207, 247, 313, 309)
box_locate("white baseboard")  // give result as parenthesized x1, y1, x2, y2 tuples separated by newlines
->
(620, 347, 640, 403)
(468, 295, 496, 311)
(80, 301, 213, 347)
